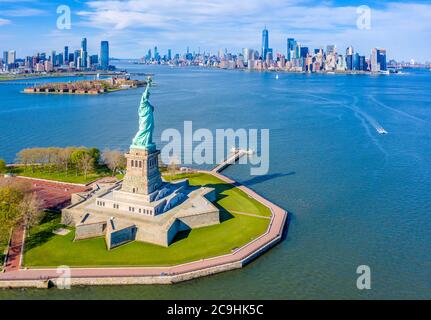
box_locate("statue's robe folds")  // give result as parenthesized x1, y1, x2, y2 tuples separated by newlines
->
(131, 83, 156, 152)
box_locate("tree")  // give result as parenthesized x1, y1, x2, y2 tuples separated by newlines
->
(0, 179, 32, 243)
(58, 147, 75, 176)
(0, 159, 6, 174)
(168, 159, 179, 180)
(20, 193, 43, 229)
(102, 150, 126, 176)
(88, 148, 101, 165)
(79, 153, 95, 179)
(70, 149, 87, 176)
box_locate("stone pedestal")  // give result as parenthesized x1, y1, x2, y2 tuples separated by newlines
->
(121, 148, 163, 196)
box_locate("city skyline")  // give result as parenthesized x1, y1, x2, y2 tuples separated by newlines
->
(0, 0, 430, 62)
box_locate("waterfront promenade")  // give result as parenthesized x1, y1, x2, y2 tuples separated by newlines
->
(0, 158, 288, 287)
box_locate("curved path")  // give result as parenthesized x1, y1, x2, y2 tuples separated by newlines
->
(0, 170, 288, 285)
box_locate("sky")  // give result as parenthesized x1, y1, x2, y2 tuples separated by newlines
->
(0, 0, 430, 62)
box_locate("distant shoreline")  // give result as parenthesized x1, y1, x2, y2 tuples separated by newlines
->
(0, 71, 127, 82)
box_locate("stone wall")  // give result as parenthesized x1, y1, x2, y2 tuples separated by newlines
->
(106, 225, 137, 250)
(179, 210, 220, 229)
(75, 222, 106, 241)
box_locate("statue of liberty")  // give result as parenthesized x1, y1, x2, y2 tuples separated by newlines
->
(131, 76, 156, 152)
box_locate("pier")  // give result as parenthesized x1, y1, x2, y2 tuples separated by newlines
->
(212, 148, 253, 173)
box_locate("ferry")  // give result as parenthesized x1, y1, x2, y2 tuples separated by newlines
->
(377, 128, 388, 135)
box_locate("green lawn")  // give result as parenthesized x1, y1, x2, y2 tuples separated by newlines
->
(10, 166, 111, 184)
(168, 173, 272, 217)
(23, 173, 271, 267)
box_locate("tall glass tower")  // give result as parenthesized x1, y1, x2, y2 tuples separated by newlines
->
(100, 41, 109, 70)
(81, 38, 87, 68)
(287, 38, 296, 61)
(262, 27, 269, 59)
(64, 46, 69, 63)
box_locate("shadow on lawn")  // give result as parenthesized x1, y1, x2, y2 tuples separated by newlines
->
(25, 210, 63, 251)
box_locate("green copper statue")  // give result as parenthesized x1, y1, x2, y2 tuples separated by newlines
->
(131, 76, 156, 152)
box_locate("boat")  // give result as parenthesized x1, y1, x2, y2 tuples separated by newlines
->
(275, 74, 279, 80)
(377, 128, 388, 135)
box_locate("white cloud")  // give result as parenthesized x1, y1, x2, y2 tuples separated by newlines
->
(2, 8, 47, 17)
(0, 17, 11, 26)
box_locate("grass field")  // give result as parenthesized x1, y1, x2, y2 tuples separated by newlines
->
(24, 173, 271, 267)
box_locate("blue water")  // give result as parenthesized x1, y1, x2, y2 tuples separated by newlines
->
(1, 65, 430, 299)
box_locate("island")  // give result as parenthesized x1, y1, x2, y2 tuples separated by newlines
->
(23, 77, 146, 95)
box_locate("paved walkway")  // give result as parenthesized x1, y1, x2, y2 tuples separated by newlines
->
(1, 178, 89, 275)
(0, 170, 288, 282)
(3, 225, 24, 273)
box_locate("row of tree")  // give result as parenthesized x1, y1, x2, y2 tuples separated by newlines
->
(15, 147, 126, 178)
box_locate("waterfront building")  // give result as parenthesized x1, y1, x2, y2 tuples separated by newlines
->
(167, 49, 172, 61)
(44, 60, 53, 72)
(262, 27, 269, 59)
(353, 53, 360, 70)
(100, 41, 109, 70)
(378, 48, 387, 71)
(359, 55, 366, 71)
(336, 55, 347, 71)
(371, 48, 379, 72)
(35, 62, 44, 72)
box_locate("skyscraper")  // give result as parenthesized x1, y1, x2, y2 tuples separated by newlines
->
(378, 49, 387, 71)
(262, 27, 269, 59)
(371, 48, 387, 72)
(300, 47, 309, 58)
(74, 50, 80, 66)
(81, 37, 88, 68)
(287, 38, 296, 61)
(8, 50, 16, 64)
(64, 46, 69, 63)
(100, 41, 109, 70)
(51, 50, 57, 66)
(346, 46, 354, 70)
(2, 51, 8, 65)
(81, 37, 87, 52)
(167, 49, 172, 61)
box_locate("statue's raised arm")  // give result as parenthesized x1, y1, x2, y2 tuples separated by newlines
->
(141, 76, 152, 102)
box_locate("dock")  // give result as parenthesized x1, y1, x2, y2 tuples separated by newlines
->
(212, 148, 253, 173)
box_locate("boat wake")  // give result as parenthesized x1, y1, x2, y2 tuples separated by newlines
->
(368, 95, 428, 124)
(305, 94, 389, 156)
